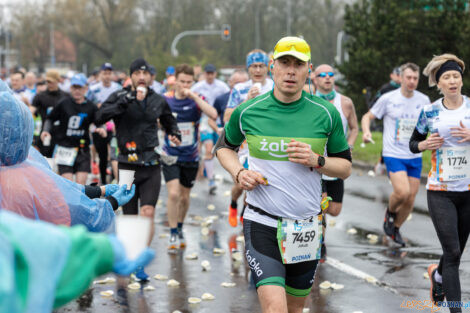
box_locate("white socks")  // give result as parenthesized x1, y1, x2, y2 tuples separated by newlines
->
(434, 270, 443, 283)
(204, 159, 214, 180)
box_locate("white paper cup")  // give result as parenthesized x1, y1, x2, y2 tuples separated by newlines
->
(43, 134, 51, 146)
(116, 216, 151, 260)
(46, 158, 55, 170)
(137, 86, 147, 97)
(118, 169, 135, 190)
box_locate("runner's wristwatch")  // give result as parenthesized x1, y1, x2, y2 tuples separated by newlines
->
(315, 155, 325, 168)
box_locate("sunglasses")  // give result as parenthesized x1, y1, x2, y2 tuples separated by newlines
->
(317, 72, 334, 78)
(274, 40, 311, 55)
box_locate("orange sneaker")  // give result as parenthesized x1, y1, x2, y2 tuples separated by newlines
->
(428, 264, 445, 305)
(228, 206, 238, 227)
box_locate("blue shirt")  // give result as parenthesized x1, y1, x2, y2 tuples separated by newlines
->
(163, 95, 201, 162)
(213, 91, 231, 127)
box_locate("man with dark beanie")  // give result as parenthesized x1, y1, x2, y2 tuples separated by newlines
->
(95, 58, 181, 280)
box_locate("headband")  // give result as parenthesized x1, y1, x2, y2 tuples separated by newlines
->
(246, 52, 269, 69)
(436, 60, 463, 83)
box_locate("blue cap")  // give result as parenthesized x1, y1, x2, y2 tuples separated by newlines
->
(149, 65, 156, 76)
(204, 64, 216, 72)
(101, 62, 113, 71)
(166, 66, 175, 75)
(70, 73, 87, 87)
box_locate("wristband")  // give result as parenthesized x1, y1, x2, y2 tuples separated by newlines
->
(235, 168, 246, 184)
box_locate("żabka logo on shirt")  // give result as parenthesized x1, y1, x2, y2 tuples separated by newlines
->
(246, 134, 327, 161)
(259, 138, 290, 158)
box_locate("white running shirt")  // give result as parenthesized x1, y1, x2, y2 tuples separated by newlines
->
(371, 88, 430, 159)
(90, 81, 122, 104)
(416, 96, 470, 191)
(191, 79, 229, 132)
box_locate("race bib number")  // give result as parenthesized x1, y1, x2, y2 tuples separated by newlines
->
(171, 122, 195, 147)
(395, 118, 416, 145)
(437, 146, 470, 181)
(54, 146, 78, 166)
(277, 215, 322, 264)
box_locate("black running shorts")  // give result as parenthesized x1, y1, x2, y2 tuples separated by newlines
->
(162, 161, 199, 188)
(57, 149, 91, 174)
(118, 162, 161, 215)
(243, 219, 319, 297)
(322, 178, 344, 203)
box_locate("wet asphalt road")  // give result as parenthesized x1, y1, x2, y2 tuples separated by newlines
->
(57, 166, 470, 313)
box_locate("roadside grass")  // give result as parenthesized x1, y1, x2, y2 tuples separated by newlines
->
(352, 131, 431, 174)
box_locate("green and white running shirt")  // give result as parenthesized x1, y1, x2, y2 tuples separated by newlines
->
(225, 90, 349, 226)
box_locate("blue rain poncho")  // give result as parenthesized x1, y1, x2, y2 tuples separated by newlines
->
(0, 80, 115, 232)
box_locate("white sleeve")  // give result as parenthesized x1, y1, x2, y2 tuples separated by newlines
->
(370, 94, 388, 120)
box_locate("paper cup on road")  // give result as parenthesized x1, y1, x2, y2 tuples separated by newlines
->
(116, 215, 151, 260)
(119, 169, 135, 190)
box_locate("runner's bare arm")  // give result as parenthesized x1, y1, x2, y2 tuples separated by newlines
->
(344, 97, 359, 147)
(361, 111, 376, 142)
(224, 107, 234, 123)
(317, 156, 352, 180)
(208, 118, 219, 132)
(189, 91, 217, 120)
(216, 147, 266, 190)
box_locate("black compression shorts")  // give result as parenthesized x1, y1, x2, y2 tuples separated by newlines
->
(57, 149, 91, 174)
(322, 178, 344, 203)
(162, 161, 199, 188)
(118, 162, 161, 215)
(243, 219, 319, 297)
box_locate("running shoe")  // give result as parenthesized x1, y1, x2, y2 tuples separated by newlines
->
(135, 266, 149, 281)
(428, 264, 445, 305)
(179, 231, 186, 249)
(209, 179, 217, 195)
(228, 205, 238, 227)
(383, 208, 395, 237)
(168, 233, 180, 251)
(391, 226, 406, 247)
(240, 204, 246, 225)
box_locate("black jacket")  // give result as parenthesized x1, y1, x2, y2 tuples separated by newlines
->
(32, 88, 68, 134)
(95, 86, 179, 165)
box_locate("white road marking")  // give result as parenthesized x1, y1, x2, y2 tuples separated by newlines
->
(325, 257, 399, 294)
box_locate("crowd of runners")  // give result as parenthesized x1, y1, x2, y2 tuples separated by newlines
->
(1, 35, 470, 313)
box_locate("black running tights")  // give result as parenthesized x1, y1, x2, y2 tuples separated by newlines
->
(427, 190, 470, 313)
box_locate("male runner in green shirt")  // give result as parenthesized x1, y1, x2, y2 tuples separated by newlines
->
(215, 36, 352, 313)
